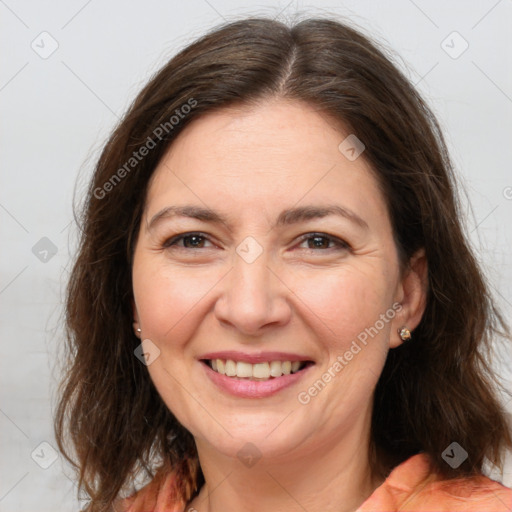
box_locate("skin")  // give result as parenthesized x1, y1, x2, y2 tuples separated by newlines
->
(131, 98, 427, 512)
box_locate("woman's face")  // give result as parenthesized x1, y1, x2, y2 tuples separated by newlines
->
(132, 99, 423, 463)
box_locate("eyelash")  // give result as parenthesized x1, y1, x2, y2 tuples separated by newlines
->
(162, 232, 351, 252)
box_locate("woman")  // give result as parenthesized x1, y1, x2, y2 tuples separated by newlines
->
(55, 16, 512, 512)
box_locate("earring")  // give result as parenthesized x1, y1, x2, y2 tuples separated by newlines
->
(398, 327, 412, 341)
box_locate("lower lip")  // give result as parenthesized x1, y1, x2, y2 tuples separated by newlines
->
(200, 361, 313, 398)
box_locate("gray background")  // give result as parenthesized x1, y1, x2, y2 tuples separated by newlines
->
(1, 0, 511, 510)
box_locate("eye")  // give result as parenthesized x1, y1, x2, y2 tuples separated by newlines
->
(161, 232, 349, 252)
(162, 232, 214, 249)
(296, 233, 350, 251)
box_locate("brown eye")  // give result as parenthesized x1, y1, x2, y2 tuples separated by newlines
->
(163, 232, 213, 249)
(307, 236, 330, 249)
(297, 233, 350, 251)
(182, 234, 206, 248)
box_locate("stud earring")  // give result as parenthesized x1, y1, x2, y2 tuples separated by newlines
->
(398, 327, 412, 341)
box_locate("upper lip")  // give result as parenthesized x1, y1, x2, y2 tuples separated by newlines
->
(199, 351, 314, 364)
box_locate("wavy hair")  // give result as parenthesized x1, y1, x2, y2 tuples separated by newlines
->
(54, 16, 512, 511)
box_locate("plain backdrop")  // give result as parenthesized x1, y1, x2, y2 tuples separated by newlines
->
(1, 1, 511, 510)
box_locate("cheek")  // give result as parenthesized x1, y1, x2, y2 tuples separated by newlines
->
(132, 262, 220, 433)
(288, 265, 393, 344)
(132, 262, 223, 348)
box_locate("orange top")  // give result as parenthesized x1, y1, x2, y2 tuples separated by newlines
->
(117, 453, 512, 512)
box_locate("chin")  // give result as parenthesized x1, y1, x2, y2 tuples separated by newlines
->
(190, 414, 313, 463)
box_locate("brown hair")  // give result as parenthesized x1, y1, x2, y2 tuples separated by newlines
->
(54, 16, 511, 511)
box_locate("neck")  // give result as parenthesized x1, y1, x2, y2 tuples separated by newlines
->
(187, 409, 382, 512)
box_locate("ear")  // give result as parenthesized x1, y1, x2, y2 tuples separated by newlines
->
(389, 248, 428, 348)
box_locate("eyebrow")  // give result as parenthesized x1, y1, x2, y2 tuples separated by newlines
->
(147, 204, 369, 232)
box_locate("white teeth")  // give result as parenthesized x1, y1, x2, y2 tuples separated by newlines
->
(253, 362, 270, 379)
(270, 360, 282, 377)
(236, 361, 253, 378)
(225, 359, 237, 377)
(209, 359, 307, 379)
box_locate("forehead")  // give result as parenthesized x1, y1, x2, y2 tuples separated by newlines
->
(144, 99, 388, 228)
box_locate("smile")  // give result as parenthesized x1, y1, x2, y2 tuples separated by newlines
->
(200, 356, 315, 398)
(204, 359, 311, 380)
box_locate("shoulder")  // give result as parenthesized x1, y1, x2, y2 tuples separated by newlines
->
(358, 453, 512, 512)
(112, 468, 188, 512)
(405, 475, 511, 511)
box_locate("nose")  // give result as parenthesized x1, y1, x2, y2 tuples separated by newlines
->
(213, 251, 292, 337)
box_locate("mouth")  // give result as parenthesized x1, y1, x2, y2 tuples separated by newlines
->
(200, 358, 314, 381)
